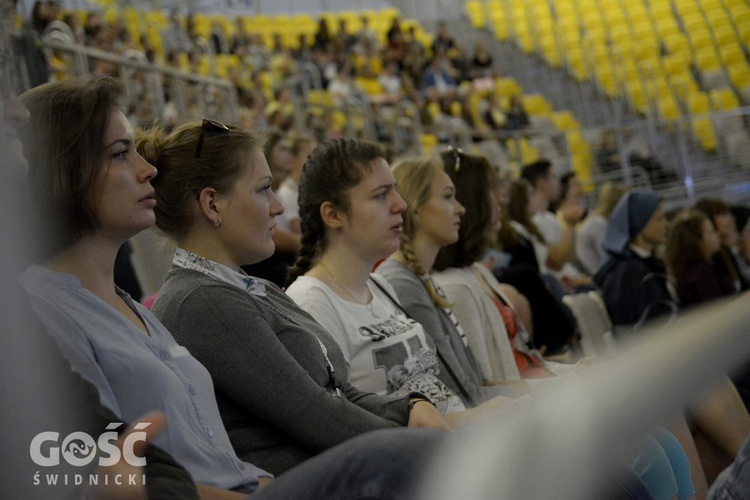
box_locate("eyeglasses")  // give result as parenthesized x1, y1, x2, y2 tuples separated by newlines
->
(445, 145, 464, 172)
(194, 117, 230, 159)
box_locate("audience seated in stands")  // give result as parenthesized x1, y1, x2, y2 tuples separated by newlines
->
(284, 139, 545, 424)
(139, 125, 451, 476)
(17, 76, 445, 499)
(495, 178, 577, 354)
(431, 149, 570, 380)
(593, 190, 750, 483)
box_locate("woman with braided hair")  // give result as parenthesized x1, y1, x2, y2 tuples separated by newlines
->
(285, 147, 696, 499)
(286, 141, 530, 418)
(141, 122, 451, 477)
(374, 156, 518, 405)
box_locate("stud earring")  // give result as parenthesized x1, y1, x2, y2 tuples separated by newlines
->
(214, 218, 222, 227)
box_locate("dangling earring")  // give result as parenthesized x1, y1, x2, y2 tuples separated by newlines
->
(214, 218, 222, 227)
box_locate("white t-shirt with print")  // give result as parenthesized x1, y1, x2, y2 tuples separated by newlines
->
(287, 274, 465, 414)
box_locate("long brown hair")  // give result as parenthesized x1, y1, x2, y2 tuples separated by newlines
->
(506, 179, 545, 242)
(664, 210, 712, 279)
(433, 149, 495, 271)
(20, 77, 124, 255)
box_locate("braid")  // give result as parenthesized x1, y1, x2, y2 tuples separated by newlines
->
(286, 211, 323, 287)
(399, 233, 451, 308)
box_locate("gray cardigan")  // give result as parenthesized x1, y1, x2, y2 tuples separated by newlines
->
(376, 259, 508, 406)
(153, 266, 412, 475)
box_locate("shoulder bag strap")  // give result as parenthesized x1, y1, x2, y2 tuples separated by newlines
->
(369, 277, 478, 407)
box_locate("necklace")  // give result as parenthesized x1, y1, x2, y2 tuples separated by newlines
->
(319, 261, 378, 317)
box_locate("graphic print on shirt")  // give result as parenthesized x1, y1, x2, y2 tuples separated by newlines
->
(363, 315, 465, 414)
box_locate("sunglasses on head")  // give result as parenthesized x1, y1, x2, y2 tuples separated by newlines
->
(445, 144, 464, 172)
(194, 117, 230, 159)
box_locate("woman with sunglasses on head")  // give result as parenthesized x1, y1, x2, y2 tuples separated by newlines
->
(141, 126, 451, 477)
(285, 144, 532, 425)
(17, 77, 447, 500)
(430, 150, 561, 381)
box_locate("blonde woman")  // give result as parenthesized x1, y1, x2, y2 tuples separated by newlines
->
(286, 144, 530, 424)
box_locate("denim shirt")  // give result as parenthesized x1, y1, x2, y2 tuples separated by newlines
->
(20, 264, 270, 491)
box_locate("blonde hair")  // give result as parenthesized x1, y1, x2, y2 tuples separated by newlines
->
(391, 156, 450, 308)
(595, 182, 628, 219)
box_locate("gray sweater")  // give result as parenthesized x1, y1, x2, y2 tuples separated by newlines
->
(376, 259, 508, 406)
(153, 266, 412, 475)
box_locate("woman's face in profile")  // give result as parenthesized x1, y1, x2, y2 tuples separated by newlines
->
(414, 169, 465, 249)
(90, 108, 157, 240)
(214, 149, 284, 268)
(335, 157, 406, 262)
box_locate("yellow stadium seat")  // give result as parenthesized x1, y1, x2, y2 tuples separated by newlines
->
(598, 70, 620, 97)
(727, 61, 750, 92)
(551, 110, 580, 131)
(565, 48, 590, 81)
(663, 33, 690, 55)
(669, 72, 700, 102)
(466, 1, 486, 29)
(688, 28, 714, 51)
(495, 77, 523, 97)
(625, 79, 650, 114)
(582, 10, 601, 30)
(713, 25, 738, 47)
(661, 53, 691, 76)
(720, 43, 745, 66)
(655, 18, 681, 39)
(540, 34, 562, 67)
(657, 94, 681, 122)
(490, 12, 510, 41)
(609, 24, 632, 45)
(682, 12, 708, 33)
(709, 88, 740, 111)
(731, 7, 750, 25)
(692, 118, 717, 151)
(631, 21, 656, 40)
(420, 134, 439, 155)
(694, 47, 722, 73)
(687, 90, 711, 115)
(739, 21, 750, 47)
(706, 8, 732, 31)
(723, 0, 747, 9)
(507, 137, 539, 164)
(675, 0, 701, 17)
(522, 94, 553, 116)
